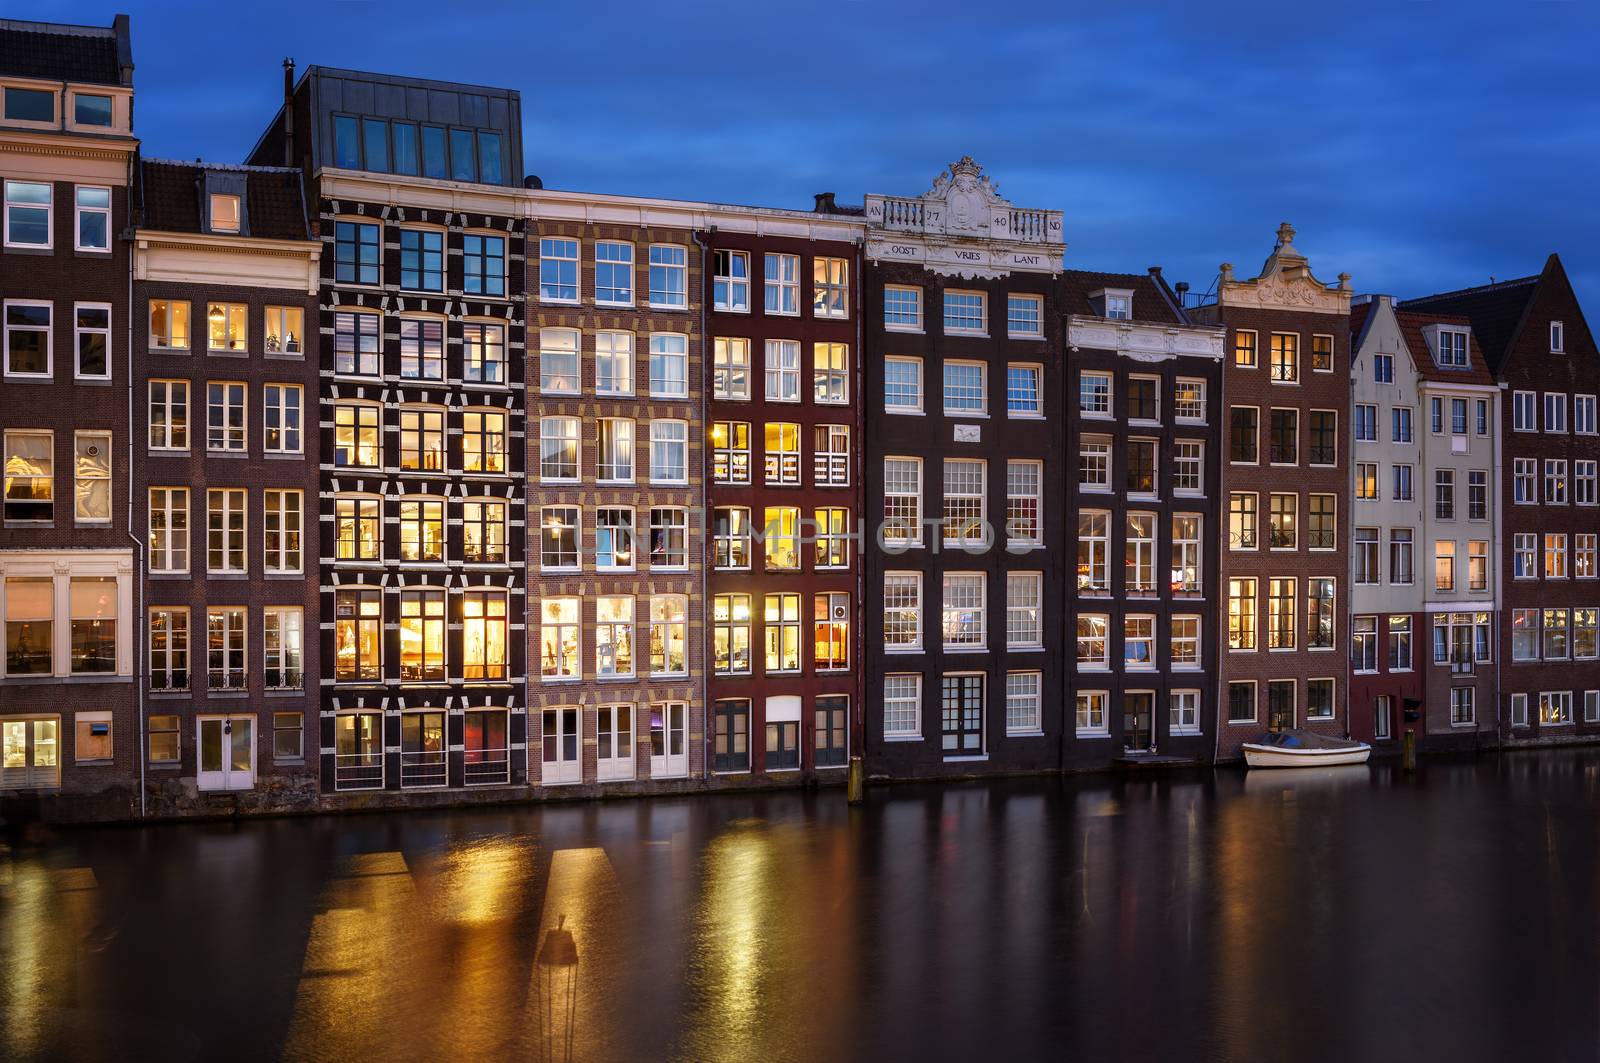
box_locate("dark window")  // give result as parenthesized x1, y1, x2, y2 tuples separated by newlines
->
(1308, 494, 1336, 549)
(1126, 378, 1157, 421)
(478, 132, 503, 184)
(1230, 407, 1258, 463)
(1269, 409, 1298, 464)
(1228, 682, 1255, 723)
(940, 674, 984, 753)
(1268, 681, 1295, 731)
(361, 118, 389, 173)
(1125, 440, 1156, 494)
(421, 126, 449, 179)
(765, 720, 799, 770)
(815, 696, 848, 767)
(399, 229, 444, 291)
(333, 116, 360, 169)
(334, 221, 380, 285)
(74, 94, 113, 127)
(1309, 411, 1336, 465)
(463, 234, 506, 296)
(713, 700, 749, 773)
(4, 87, 53, 122)
(450, 128, 476, 181)
(391, 123, 418, 175)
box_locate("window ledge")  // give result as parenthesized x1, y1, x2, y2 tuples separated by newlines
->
(883, 735, 923, 742)
(1006, 730, 1045, 739)
(943, 754, 989, 762)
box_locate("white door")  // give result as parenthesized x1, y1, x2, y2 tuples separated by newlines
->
(596, 704, 635, 782)
(541, 707, 581, 785)
(1, 718, 60, 789)
(649, 702, 687, 778)
(197, 715, 255, 791)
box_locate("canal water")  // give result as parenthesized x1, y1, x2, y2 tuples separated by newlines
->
(4, 752, 1600, 1062)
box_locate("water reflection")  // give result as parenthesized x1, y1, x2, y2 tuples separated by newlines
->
(8, 757, 1600, 1061)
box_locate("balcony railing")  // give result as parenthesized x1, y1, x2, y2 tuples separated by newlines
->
(150, 670, 189, 692)
(265, 668, 303, 691)
(463, 749, 510, 787)
(208, 669, 247, 691)
(334, 752, 383, 791)
(400, 750, 447, 788)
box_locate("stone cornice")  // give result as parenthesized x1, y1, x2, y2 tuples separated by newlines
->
(1068, 315, 1226, 361)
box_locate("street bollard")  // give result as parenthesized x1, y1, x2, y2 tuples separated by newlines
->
(1402, 728, 1416, 774)
(847, 756, 865, 805)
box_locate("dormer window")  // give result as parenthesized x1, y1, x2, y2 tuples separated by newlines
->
(1552, 321, 1565, 352)
(209, 194, 240, 234)
(1438, 330, 1469, 368)
(1105, 293, 1132, 320)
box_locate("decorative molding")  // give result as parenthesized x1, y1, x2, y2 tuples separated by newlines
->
(864, 156, 1064, 277)
(1217, 223, 1352, 315)
(135, 230, 322, 294)
(1068, 316, 1226, 361)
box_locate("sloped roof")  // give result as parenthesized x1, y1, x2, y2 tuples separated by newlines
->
(1395, 309, 1496, 387)
(1400, 275, 1539, 374)
(1060, 269, 1184, 325)
(0, 18, 127, 86)
(138, 159, 310, 241)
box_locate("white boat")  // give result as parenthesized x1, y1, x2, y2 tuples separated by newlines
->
(1242, 730, 1372, 768)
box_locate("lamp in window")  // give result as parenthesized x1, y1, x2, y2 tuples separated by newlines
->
(535, 914, 579, 1062)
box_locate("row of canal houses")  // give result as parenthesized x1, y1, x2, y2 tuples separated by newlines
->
(3, 16, 1597, 820)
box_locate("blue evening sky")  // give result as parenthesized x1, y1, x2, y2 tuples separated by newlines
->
(38, 0, 1600, 309)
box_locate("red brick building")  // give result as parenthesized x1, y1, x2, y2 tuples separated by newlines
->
(703, 199, 864, 782)
(1, 17, 140, 819)
(1403, 255, 1600, 742)
(131, 158, 322, 813)
(1192, 224, 1353, 759)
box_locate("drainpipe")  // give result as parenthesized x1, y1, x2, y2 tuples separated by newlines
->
(691, 224, 711, 785)
(126, 155, 147, 819)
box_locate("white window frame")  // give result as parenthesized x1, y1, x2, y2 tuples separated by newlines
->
(4, 299, 52, 379)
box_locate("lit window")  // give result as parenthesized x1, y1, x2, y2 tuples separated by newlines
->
(597, 596, 637, 678)
(148, 380, 189, 451)
(540, 506, 580, 570)
(334, 589, 382, 681)
(334, 402, 380, 468)
(149, 299, 190, 351)
(334, 496, 380, 561)
(764, 423, 800, 486)
(539, 416, 579, 482)
(649, 507, 689, 570)
(462, 591, 508, 681)
(540, 597, 581, 681)
(713, 337, 749, 400)
(814, 425, 850, 486)
(815, 342, 849, 404)
(209, 194, 240, 234)
(650, 420, 688, 483)
(264, 305, 304, 355)
(539, 328, 580, 394)
(462, 500, 507, 564)
(462, 409, 507, 474)
(594, 329, 632, 395)
(813, 257, 848, 318)
(399, 589, 447, 681)
(398, 498, 445, 562)
(596, 417, 635, 483)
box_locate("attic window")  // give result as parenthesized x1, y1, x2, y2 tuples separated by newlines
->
(210, 194, 240, 234)
(3, 86, 54, 123)
(1438, 330, 1469, 368)
(1552, 321, 1565, 353)
(1105, 293, 1132, 320)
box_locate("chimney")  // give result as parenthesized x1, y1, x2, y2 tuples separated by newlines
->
(524, 174, 544, 190)
(814, 192, 837, 214)
(1175, 281, 1190, 306)
(282, 59, 295, 167)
